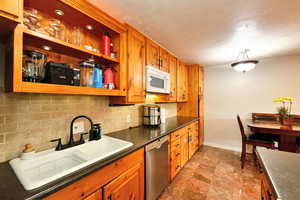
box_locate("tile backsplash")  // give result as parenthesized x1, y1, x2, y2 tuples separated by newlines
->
(0, 89, 177, 162)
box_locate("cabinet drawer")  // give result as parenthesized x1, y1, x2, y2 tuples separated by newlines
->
(170, 130, 182, 142)
(170, 146, 181, 160)
(170, 138, 181, 151)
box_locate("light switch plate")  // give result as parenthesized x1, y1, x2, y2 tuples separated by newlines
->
(73, 122, 84, 134)
(126, 114, 131, 123)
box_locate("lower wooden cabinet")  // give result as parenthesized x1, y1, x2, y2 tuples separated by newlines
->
(84, 190, 102, 200)
(44, 148, 144, 200)
(188, 121, 199, 159)
(181, 128, 189, 166)
(169, 121, 200, 180)
(261, 172, 277, 200)
(103, 162, 144, 200)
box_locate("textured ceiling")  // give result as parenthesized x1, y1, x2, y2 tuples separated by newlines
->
(88, 0, 300, 66)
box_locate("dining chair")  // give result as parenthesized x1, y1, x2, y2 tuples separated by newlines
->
(237, 115, 275, 169)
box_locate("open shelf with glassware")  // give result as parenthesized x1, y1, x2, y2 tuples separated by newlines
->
(6, 0, 127, 96)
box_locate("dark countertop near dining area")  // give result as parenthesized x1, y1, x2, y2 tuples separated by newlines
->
(0, 116, 199, 200)
(257, 147, 300, 200)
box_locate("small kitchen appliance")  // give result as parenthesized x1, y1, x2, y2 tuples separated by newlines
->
(43, 61, 73, 85)
(143, 104, 161, 126)
(146, 66, 170, 94)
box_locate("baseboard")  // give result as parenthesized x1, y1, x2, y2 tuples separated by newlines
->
(204, 142, 241, 152)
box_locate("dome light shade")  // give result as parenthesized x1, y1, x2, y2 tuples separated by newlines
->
(231, 60, 258, 72)
(231, 49, 258, 72)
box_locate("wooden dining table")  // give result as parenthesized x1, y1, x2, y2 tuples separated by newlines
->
(248, 122, 300, 152)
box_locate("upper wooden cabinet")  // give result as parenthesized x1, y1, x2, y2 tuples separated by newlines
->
(146, 39, 169, 72)
(7, 0, 127, 97)
(0, 0, 22, 22)
(169, 55, 177, 101)
(177, 61, 188, 102)
(159, 48, 170, 72)
(110, 25, 146, 104)
(126, 26, 146, 103)
(146, 39, 160, 69)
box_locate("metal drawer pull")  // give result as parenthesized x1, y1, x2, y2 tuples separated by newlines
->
(176, 144, 180, 148)
(176, 153, 180, 157)
(176, 165, 180, 170)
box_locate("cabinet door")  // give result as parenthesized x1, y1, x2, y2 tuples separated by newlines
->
(177, 61, 188, 102)
(84, 190, 102, 200)
(181, 129, 189, 167)
(103, 163, 144, 200)
(146, 39, 160, 69)
(159, 48, 170, 72)
(127, 27, 146, 103)
(169, 55, 177, 101)
(0, 0, 20, 20)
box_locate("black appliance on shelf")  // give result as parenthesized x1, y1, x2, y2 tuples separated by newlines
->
(43, 62, 74, 85)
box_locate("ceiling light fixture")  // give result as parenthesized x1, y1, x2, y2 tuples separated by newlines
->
(54, 9, 64, 16)
(42, 45, 52, 51)
(231, 49, 258, 72)
(86, 25, 93, 30)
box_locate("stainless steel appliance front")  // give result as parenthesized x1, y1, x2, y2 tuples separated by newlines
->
(145, 136, 169, 200)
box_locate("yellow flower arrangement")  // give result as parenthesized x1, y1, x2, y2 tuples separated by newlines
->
(273, 96, 295, 120)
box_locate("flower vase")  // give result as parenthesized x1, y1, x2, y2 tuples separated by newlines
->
(281, 117, 292, 126)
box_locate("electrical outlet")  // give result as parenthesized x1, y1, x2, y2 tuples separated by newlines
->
(126, 114, 131, 123)
(73, 122, 84, 134)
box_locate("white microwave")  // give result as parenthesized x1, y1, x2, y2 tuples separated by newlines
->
(146, 66, 170, 94)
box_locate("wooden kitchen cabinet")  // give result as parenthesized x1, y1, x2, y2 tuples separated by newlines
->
(261, 172, 277, 200)
(170, 135, 182, 180)
(168, 55, 177, 101)
(110, 25, 146, 104)
(126, 26, 146, 103)
(84, 190, 102, 200)
(188, 121, 199, 159)
(44, 148, 144, 200)
(146, 39, 160, 69)
(103, 162, 144, 200)
(177, 61, 188, 102)
(159, 48, 170, 72)
(145, 38, 169, 72)
(0, 0, 22, 22)
(169, 121, 199, 180)
(181, 128, 189, 166)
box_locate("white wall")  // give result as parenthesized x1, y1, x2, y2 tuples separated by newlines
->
(204, 54, 300, 152)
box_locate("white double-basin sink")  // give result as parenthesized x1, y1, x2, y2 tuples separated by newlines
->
(9, 136, 133, 190)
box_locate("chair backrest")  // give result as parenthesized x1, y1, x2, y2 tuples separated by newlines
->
(237, 115, 246, 140)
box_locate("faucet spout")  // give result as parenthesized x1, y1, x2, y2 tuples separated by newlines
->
(69, 115, 94, 146)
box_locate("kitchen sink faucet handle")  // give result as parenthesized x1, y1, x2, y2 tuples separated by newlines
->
(79, 132, 88, 144)
(50, 138, 62, 151)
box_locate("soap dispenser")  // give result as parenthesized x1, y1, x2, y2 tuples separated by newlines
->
(89, 123, 102, 141)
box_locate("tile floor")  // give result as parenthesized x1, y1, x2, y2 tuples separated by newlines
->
(159, 146, 261, 200)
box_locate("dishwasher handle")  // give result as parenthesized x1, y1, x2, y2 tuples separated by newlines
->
(145, 136, 169, 152)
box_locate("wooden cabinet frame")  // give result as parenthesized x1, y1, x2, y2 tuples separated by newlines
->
(6, 0, 127, 96)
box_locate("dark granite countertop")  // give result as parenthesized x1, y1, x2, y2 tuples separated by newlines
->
(0, 116, 198, 200)
(257, 147, 300, 200)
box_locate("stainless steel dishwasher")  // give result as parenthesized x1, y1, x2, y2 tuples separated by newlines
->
(145, 136, 169, 200)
